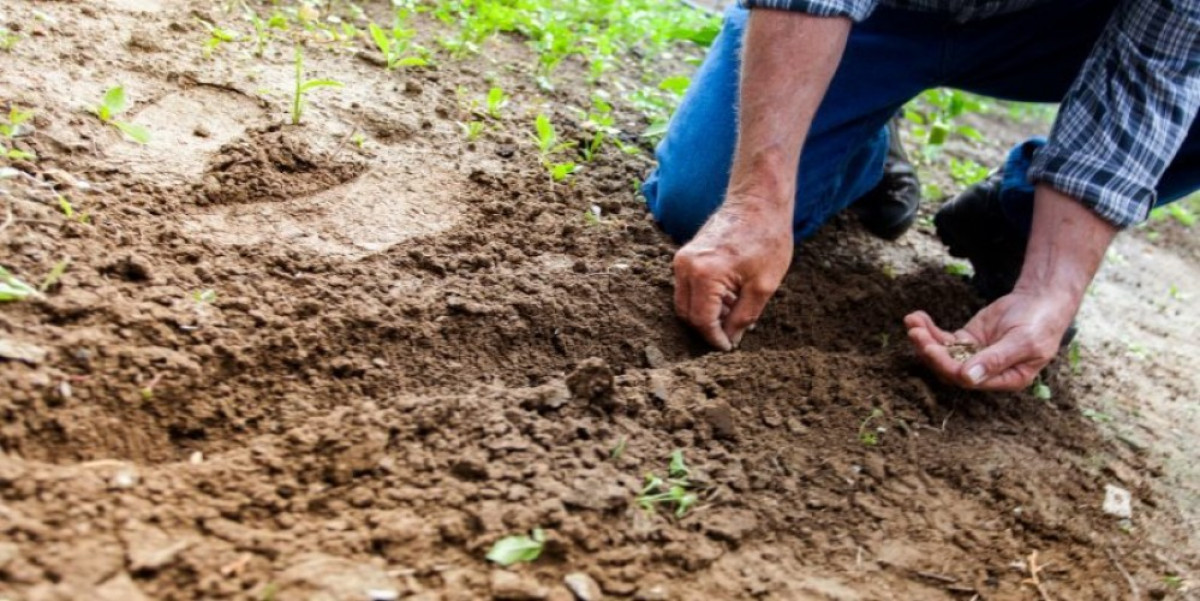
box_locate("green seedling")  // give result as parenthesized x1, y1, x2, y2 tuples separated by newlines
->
(1162, 575, 1185, 590)
(193, 289, 218, 304)
(290, 46, 343, 126)
(247, 10, 288, 57)
(200, 20, 240, 58)
(93, 86, 150, 144)
(460, 120, 484, 141)
(531, 113, 577, 182)
(486, 529, 545, 567)
(944, 261, 972, 277)
(904, 88, 986, 156)
(636, 449, 699, 518)
(57, 196, 89, 223)
(1031, 378, 1052, 401)
(0, 266, 39, 302)
(485, 86, 508, 119)
(1067, 339, 1081, 374)
(40, 258, 70, 292)
(368, 21, 427, 69)
(1080, 408, 1113, 423)
(0, 28, 19, 51)
(1, 106, 36, 160)
(609, 435, 627, 461)
(949, 157, 990, 187)
(351, 132, 366, 148)
(658, 75, 690, 96)
(858, 408, 884, 446)
(549, 161, 577, 181)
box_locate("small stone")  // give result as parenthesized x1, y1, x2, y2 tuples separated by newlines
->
(563, 572, 601, 601)
(111, 468, 139, 489)
(0, 338, 48, 364)
(643, 345, 666, 369)
(368, 589, 400, 601)
(634, 584, 670, 601)
(704, 400, 737, 439)
(490, 570, 548, 600)
(189, 451, 204, 465)
(566, 357, 614, 405)
(1103, 484, 1133, 519)
(193, 124, 211, 138)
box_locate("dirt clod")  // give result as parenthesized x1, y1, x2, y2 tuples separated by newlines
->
(491, 570, 549, 600)
(945, 341, 978, 362)
(567, 357, 615, 405)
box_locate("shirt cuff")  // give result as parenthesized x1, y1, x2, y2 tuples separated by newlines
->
(1026, 145, 1155, 229)
(738, 0, 875, 21)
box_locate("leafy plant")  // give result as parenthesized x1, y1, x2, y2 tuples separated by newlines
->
(460, 120, 484, 141)
(200, 20, 240, 58)
(944, 261, 972, 276)
(636, 450, 699, 518)
(40, 258, 70, 292)
(486, 529, 545, 566)
(1067, 339, 1081, 374)
(368, 20, 427, 69)
(658, 75, 690, 96)
(904, 88, 986, 157)
(485, 86, 508, 119)
(0, 266, 39, 302)
(609, 435, 627, 461)
(290, 46, 343, 126)
(246, 10, 288, 57)
(1, 106, 36, 160)
(531, 113, 577, 182)
(1031, 378, 1052, 401)
(93, 86, 150, 144)
(858, 408, 884, 446)
(948, 157, 990, 187)
(57, 196, 89, 223)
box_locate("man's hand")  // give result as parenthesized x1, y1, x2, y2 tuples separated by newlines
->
(674, 198, 794, 351)
(904, 288, 1074, 390)
(670, 10, 850, 350)
(907, 184, 1117, 391)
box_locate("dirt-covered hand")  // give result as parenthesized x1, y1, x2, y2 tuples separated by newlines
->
(904, 289, 1077, 391)
(672, 200, 793, 351)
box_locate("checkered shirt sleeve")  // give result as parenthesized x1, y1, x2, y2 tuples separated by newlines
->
(738, 0, 878, 21)
(1027, 0, 1200, 227)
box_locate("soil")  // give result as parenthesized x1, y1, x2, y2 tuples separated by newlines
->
(1, 1, 1198, 600)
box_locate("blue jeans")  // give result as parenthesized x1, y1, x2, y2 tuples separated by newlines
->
(643, 0, 1200, 243)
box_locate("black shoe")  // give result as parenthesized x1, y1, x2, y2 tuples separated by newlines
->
(935, 174, 1078, 346)
(851, 119, 922, 240)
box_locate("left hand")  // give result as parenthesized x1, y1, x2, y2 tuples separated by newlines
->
(904, 288, 1077, 391)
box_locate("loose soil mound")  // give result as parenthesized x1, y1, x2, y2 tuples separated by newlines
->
(0, 1, 1195, 600)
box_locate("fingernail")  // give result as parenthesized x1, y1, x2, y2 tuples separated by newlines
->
(966, 364, 986, 384)
(731, 331, 744, 349)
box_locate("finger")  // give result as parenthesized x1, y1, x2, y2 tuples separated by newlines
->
(673, 263, 692, 323)
(689, 280, 734, 351)
(910, 335, 964, 382)
(903, 311, 956, 345)
(723, 282, 773, 348)
(960, 335, 1044, 391)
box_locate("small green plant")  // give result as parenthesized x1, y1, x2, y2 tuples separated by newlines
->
(1031, 377, 1052, 401)
(609, 435, 627, 461)
(246, 10, 288, 57)
(948, 157, 990, 187)
(193, 289, 218, 304)
(486, 529, 545, 566)
(1080, 407, 1113, 423)
(0, 27, 19, 51)
(1162, 575, 1185, 590)
(200, 20, 240, 58)
(460, 120, 484, 141)
(0, 266, 39, 302)
(1067, 339, 1082, 374)
(944, 261, 972, 276)
(637, 450, 699, 518)
(93, 86, 150, 144)
(858, 408, 884, 446)
(351, 132, 366, 148)
(290, 46, 343, 126)
(485, 86, 508, 119)
(57, 196, 89, 223)
(368, 21, 427, 69)
(658, 75, 690, 96)
(1, 106, 36, 160)
(904, 88, 986, 157)
(531, 113, 577, 183)
(40, 258, 70, 292)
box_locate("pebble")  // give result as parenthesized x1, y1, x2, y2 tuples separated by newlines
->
(490, 570, 548, 600)
(563, 572, 601, 601)
(644, 345, 666, 369)
(1103, 484, 1133, 519)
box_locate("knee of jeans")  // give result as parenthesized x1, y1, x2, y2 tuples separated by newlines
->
(642, 166, 724, 243)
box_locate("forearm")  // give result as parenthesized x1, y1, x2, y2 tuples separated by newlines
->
(1015, 184, 1118, 305)
(727, 10, 851, 212)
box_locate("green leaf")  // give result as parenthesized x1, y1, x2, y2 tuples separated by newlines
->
(535, 114, 555, 148)
(9, 107, 33, 127)
(113, 121, 150, 144)
(1031, 381, 1052, 401)
(926, 122, 948, 146)
(103, 86, 128, 116)
(57, 196, 74, 219)
(394, 56, 428, 67)
(658, 76, 690, 95)
(486, 529, 545, 567)
(5, 148, 35, 160)
(955, 125, 983, 141)
(0, 266, 39, 302)
(550, 161, 576, 181)
(369, 22, 391, 58)
(40, 258, 70, 292)
(668, 23, 719, 47)
(668, 449, 689, 479)
(299, 79, 343, 92)
(640, 120, 668, 139)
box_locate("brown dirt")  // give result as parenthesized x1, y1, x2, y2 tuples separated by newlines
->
(1, 1, 1197, 600)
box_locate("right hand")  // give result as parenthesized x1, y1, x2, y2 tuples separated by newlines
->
(672, 197, 794, 351)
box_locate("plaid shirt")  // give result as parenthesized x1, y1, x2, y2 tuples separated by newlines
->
(741, 0, 1200, 227)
